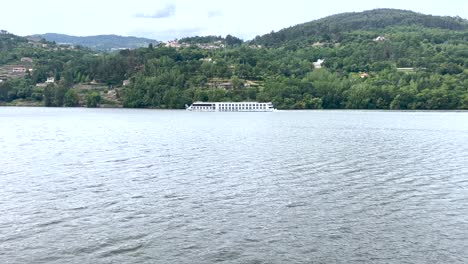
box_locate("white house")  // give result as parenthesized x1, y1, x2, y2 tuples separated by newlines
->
(46, 77, 55, 83)
(313, 59, 325, 69)
(360, 73, 370, 78)
(374, 36, 386, 42)
(199, 58, 213, 62)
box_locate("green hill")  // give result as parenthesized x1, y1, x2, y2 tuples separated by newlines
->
(252, 9, 468, 47)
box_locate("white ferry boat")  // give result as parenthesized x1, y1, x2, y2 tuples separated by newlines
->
(186, 102, 276, 112)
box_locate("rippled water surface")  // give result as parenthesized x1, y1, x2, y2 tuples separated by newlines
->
(1, 107, 467, 263)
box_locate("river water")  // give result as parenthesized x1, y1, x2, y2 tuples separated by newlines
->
(1, 107, 467, 263)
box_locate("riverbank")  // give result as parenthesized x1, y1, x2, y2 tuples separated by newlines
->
(0, 100, 123, 108)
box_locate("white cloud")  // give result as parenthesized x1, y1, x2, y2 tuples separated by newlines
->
(135, 4, 176, 19)
(208, 10, 223, 18)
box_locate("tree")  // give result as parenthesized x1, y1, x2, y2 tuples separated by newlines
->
(230, 75, 243, 89)
(345, 83, 377, 109)
(43, 84, 55, 106)
(225, 35, 243, 46)
(63, 89, 80, 107)
(460, 93, 468, 109)
(53, 85, 67, 106)
(85, 92, 101, 107)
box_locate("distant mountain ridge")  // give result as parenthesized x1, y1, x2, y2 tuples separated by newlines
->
(253, 9, 468, 47)
(31, 33, 159, 51)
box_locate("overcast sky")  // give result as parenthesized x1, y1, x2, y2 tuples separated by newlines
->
(2, 0, 467, 40)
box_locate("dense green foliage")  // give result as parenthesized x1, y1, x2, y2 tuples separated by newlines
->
(85, 92, 101, 107)
(178, 35, 243, 46)
(1, 9, 467, 109)
(252, 9, 468, 47)
(179, 35, 224, 44)
(63, 89, 79, 107)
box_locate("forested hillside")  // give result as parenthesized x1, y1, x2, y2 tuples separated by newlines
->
(1, 9, 467, 109)
(252, 9, 468, 47)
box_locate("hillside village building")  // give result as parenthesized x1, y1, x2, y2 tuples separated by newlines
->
(12, 66, 27, 73)
(313, 59, 325, 69)
(21, 57, 33, 63)
(374, 36, 386, 41)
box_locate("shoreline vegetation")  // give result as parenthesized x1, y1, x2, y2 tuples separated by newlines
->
(1, 9, 467, 110)
(3, 103, 468, 113)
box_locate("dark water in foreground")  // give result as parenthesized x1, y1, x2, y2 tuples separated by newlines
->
(1, 107, 467, 263)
